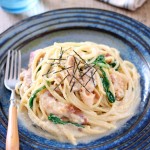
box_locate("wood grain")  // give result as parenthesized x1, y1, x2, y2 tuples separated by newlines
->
(0, 0, 150, 34)
(6, 102, 19, 150)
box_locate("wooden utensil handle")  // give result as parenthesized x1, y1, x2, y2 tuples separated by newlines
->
(6, 100, 19, 150)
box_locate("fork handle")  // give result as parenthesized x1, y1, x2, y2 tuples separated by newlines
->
(6, 98, 19, 150)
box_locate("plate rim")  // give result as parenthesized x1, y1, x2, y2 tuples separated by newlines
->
(0, 7, 150, 37)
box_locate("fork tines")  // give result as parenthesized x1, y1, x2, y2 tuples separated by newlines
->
(5, 50, 21, 80)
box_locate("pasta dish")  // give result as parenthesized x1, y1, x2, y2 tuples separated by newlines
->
(16, 42, 140, 145)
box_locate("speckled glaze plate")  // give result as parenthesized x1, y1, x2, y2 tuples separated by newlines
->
(0, 8, 150, 150)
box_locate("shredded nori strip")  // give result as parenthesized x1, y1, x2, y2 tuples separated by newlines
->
(53, 75, 69, 91)
(43, 50, 97, 93)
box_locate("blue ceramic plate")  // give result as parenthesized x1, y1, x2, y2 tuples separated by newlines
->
(0, 8, 150, 150)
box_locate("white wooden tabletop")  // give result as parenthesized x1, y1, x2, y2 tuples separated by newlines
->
(0, 0, 150, 34)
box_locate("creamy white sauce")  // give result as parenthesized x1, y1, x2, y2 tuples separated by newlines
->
(18, 86, 141, 144)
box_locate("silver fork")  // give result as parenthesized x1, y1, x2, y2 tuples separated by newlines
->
(4, 50, 21, 150)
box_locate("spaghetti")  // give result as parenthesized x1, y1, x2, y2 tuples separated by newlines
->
(16, 42, 140, 145)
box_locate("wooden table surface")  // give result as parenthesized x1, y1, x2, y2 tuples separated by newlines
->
(0, 0, 150, 34)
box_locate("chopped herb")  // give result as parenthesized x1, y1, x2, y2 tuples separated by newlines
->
(93, 55, 115, 103)
(101, 76, 109, 91)
(97, 63, 109, 68)
(109, 62, 116, 68)
(100, 67, 115, 103)
(29, 86, 46, 108)
(46, 81, 51, 86)
(93, 55, 109, 68)
(109, 61, 120, 71)
(48, 114, 84, 128)
(106, 91, 115, 103)
(37, 66, 42, 72)
(115, 65, 120, 71)
(93, 55, 106, 65)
